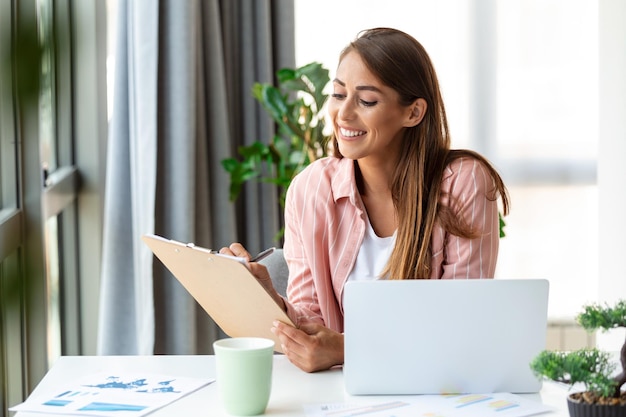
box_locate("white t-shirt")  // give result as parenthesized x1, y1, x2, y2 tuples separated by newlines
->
(347, 215, 396, 281)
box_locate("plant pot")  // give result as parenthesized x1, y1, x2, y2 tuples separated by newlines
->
(567, 394, 626, 417)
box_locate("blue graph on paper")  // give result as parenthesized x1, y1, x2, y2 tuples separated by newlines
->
(84, 376, 181, 393)
(7, 372, 214, 416)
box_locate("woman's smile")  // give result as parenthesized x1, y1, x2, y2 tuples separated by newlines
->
(338, 127, 366, 139)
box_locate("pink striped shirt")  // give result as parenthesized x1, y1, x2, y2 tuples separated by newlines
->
(282, 156, 499, 332)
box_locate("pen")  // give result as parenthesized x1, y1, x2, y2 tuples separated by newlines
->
(250, 247, 275, 262)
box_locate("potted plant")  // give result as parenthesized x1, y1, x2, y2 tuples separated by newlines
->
(221, 62, 331, 211)
(530, 299, 626, 416)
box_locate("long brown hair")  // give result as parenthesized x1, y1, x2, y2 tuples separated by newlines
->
(331, 28, 509, 279)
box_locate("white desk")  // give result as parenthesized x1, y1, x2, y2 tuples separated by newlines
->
(12, 355, 570, 416)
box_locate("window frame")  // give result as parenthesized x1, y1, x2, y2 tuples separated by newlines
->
(0, 0, 107, 411)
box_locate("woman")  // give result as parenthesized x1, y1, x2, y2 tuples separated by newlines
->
(221, 28, 509, 373)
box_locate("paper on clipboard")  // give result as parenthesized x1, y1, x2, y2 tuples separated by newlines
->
(142, 234, 294, 353)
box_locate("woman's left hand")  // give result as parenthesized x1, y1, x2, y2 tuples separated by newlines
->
(271, 320, 344, 373)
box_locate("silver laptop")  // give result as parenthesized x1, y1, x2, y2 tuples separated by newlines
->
(343, 279, 549, 395)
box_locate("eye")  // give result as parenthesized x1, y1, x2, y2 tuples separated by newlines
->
(360, 99, 378, 107)
(331, 93, 346, 100)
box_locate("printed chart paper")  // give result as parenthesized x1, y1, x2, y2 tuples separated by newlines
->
(10, 372, 214, 416)
(304, 392, 554, 417)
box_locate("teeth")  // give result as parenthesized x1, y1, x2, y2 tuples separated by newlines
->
(340, 128, 365, 137)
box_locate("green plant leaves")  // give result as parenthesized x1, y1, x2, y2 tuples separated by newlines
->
(531, 299, 626, 399)
(577, 300, 626, 331)
(530, 349, 618, 398)
(223, 62, 332, 213)
(252, 84, 289, 123)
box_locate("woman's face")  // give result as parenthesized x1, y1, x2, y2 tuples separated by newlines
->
(328, 51, 416, 168)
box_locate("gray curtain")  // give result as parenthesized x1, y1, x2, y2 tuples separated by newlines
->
(97, 0, 295, 355)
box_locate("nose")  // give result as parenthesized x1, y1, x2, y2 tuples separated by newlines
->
(337, 97, 356, 121)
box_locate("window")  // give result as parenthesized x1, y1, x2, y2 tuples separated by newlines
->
(1, 0, 27, 411)
(0, 1, 107, 414)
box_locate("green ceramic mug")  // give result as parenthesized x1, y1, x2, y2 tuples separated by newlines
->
(213, 337, 275, 416)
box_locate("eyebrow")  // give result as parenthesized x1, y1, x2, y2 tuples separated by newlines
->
(333, 78, 383, 93)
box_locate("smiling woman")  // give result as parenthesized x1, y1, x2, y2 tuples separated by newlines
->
(295, 0, 605, 325)
(220, 27, 509, 373)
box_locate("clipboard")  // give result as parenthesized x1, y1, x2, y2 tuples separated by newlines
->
(142, 234, 294, 353)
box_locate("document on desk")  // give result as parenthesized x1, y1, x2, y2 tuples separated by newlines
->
(9, 372, 213, 416)
(304, 393, 554, 417)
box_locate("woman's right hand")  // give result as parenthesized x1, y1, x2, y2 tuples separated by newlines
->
(219, 243, 286, 312)
(271, 321, 344, 372)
